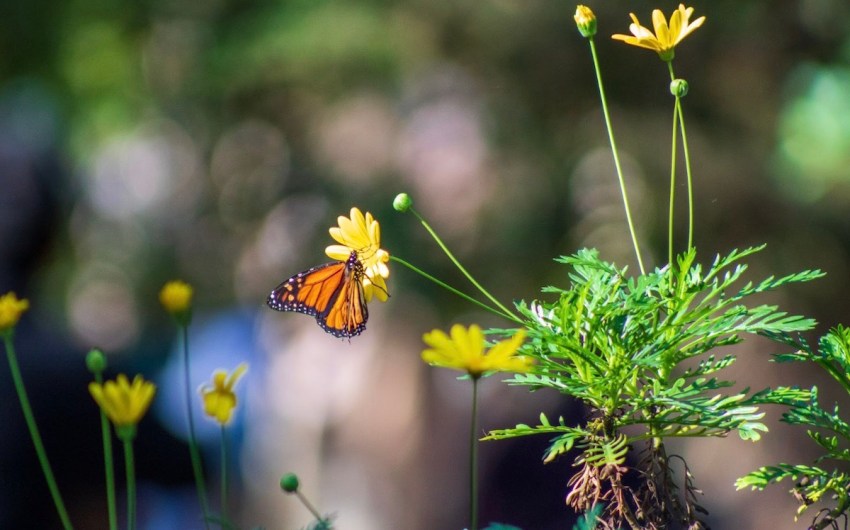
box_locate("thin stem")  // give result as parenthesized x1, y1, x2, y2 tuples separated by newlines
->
(588, 37, 646, 274)
(295, 490, 324, 522)
(2, 332, 74, 530)
(408, 208, 520, 321)
(678, 99, 695, 251)
(668, 62, 695, 251)
(95, 371, 119, 530)
(815, 358, 850, 397)
(469, 376, 480, 530)
(811, 487, 849, 530)
(123, 437, 137, 530)
(220, 424, 228, 522)
(180, 325, 211, 529)
(389, 256, 522, 325)
(668, 90, 680, 267)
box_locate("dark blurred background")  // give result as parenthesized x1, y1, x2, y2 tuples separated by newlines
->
(2, 1, 850, 528)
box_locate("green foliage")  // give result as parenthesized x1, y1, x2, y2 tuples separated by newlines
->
(301, 519, 334, 530)
(489, 246, 821, 451)
(485, 246, 822, 527)
(737, 326, 850, 527)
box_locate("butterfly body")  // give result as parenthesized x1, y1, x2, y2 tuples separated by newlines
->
(267, 251, 368, 338)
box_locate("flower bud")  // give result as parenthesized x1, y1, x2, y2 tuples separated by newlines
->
(280, 472, 300, 493)
(393, 193, 412, 212)
(0, 292, 29, 333)
(670, 78, 689, 98)
(86, 349, 107, 374)
(159, 280, 193, 326)
(574, 5, 597, 38)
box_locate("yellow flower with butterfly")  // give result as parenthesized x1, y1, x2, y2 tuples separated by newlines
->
(267, 207, 390, 338)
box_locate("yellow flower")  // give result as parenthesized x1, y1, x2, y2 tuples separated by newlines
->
(89, 374, 157, 427)
(574, 5, 597, 38)
(422, 324, 531, 378)
(159, 280, 193, 314)
(325, 207, 391, 302)
(0, 292, 29, 332)
(199, 363, 248, 426)
(611, 4, 705, 61)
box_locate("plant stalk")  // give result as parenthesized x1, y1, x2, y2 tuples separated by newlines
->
(588, 37, 646, 274)
(408, 208, 520, 322)
(180, 325, 211, 529)
(95, 370, 118, 530)
(3, 332, 74, 530)
(469, 376, 480, 530)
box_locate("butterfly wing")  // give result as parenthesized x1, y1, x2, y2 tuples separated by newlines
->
(320, 259, 368, 338)
(267, 252, 368, 338)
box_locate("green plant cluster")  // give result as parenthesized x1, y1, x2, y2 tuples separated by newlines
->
(486, 246, 823, 528)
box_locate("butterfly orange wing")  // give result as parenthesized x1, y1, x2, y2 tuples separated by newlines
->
(267, 251, 368, 338)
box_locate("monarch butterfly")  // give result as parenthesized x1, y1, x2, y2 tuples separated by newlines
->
(267, 251, 369, 338)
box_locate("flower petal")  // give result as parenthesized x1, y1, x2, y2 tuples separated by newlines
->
(326, 244, 353, 261)
(651, 9, 671, 48)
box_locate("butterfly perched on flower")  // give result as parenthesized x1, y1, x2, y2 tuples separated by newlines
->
(267, 207, 390, 338)
(267, 251, 370, 338)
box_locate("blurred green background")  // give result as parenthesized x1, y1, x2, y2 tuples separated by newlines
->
(2, 0, 850, 528)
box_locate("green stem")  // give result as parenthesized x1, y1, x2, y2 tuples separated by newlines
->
(95, 371, 118, 530)
(123, 437, 136, 530)
(668, 88, 680, 267)
(816, 358, 850, 397)
(2, 332, 74, 530)
(679, 99, 695, 251)
(220, 425, 228, 522)
(812, 487, 850, 530)
(295, 490, 324, 522)
(668, 62, 695, 252)
(588, 37, 646, 275)
(410, 208, 519, 320)
(390, 256, 522, 324)
(469, 376, 480, 530)
(180, 325, 211, 529)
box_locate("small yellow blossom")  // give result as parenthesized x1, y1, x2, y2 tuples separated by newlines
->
(159, 280, 194, 314)
(89, 374, 156, 427)
(0, 292, 29, 332)
(325, 207, 391, 302)
(199, 363, 248, 425)
(612, 4, 705, 61)
(574, 5, 597, 38)
(422, 324, 531, 378)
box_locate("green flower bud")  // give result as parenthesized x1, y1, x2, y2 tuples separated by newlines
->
(393, 193, 412, 212)
(670, 78, 689, 98)
(280, 472, 300, 493)
(86, 348, 107, 374)
(574, 5, 597, 38)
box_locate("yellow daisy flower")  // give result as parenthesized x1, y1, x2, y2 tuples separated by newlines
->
(199, 363, 248, 426)
(422, 324, 531, 378)
(325, 207, 391, 302)
(89, 374, 157, 428)
(0, 292, 29, 332)
(612, 4, 705, 61)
